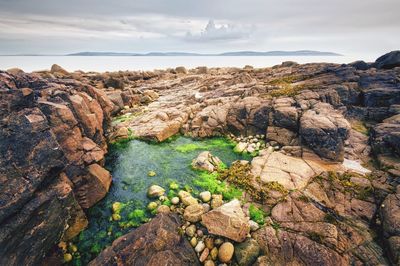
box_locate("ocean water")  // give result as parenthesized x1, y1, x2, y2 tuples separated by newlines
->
(0, 55, 373, 73)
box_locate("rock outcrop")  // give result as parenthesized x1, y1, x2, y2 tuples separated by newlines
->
(89, 213, 200, 266)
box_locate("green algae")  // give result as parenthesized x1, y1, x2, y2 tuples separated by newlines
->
(193, 171, 243, 200)
(73, 136, 246, 265)
(249, 204, 266, 225)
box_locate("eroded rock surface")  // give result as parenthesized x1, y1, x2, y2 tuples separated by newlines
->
(89, 213, 200, 266)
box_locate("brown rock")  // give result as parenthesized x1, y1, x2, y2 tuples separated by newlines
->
(218, 242, 234, 263)
(183, 204, 205, 222)
(202, 199, 250, 242)
(89, 213, 200, 266)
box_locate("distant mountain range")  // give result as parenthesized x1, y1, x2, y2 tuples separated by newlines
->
(66, 50, 342, 56)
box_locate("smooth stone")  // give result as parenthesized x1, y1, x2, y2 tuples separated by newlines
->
(234, 238, 260, 266)
(157, 205, 170, 214)
(178, 190, 198, 206)
(214, 238, 224, 246)
(211, 194, 223, 209)
(147, 202, 158, 210)
(190, 237, 198, 247)
(185, 224, 197, 237)
(205, 237, 214, 250)
(171, 197, 180, 205)
(210, 247, 219, 260)
(218, 242, 234, 263)
(148, 170, 156, 177)
(202, 203, 211, 212)
(197, 229, 204, 238)
(249, 220, 260, 231)
(147, 185, 165, 198)
(199, 248, 210, 262)
(200, 191, 212, 202)
(195, 241, 205, 253)
(204, 260, 215, 266)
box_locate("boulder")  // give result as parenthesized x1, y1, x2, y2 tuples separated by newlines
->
(300, 103, 350, 161)
(266, 126, 298, 146)
(50, 64, 69, 75)
(374, 50, 400, 69)
(89, 213, 200, 266)
(201, 199, 250, 242)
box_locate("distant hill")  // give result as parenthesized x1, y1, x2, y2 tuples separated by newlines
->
(67, 50, 342, 56)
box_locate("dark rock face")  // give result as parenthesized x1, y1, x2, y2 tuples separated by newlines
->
(300, 103, 350, 161)
(374, 50, 400, 69)
(0, 71, 116, 265)
(89, 213, 200, 266)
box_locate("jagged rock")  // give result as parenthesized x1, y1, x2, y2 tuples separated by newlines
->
(191, 151, 222, 172)
(201, 199, 250, 242)
(300, 102, 350, 161)
(374, 50, 400, 69)
(89, 213, 200, 266)
(266, 126, 298, 146)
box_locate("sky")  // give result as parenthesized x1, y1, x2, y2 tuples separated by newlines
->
(0, 0, 398, 58)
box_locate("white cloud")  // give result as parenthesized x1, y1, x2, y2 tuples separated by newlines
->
(185, 20, 253, 42)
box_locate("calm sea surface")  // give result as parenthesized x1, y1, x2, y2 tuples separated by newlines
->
(0, 55, 374, 72)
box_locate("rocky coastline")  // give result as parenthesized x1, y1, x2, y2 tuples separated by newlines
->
(0, 51, 400, 265)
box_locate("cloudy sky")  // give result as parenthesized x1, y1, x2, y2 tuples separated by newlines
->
(0, 0, 398, 57)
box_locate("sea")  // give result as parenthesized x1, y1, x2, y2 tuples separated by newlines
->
(0, 55, 376, 73)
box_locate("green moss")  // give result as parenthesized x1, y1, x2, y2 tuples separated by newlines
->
(249, 204, 266, 225)
(356, 186, 374, 200)
(174, 137, 236, 153)
(264, 181, 288, 194)
(169, 181, 179, 190)
(89, 243, 101, 254)
(193, 171, 242, 200)
(127, 209, 147, 222)
(175, 143, 202, 153)
(271, 222, 281, 230)
(162, 199, 172, 207)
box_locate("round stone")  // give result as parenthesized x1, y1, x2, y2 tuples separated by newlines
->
(210, 247, 218, 260)
(197, 229, 204, 238)
(204, 260, 215, 266)
(63, 253, 73, 263)
(199, 248, 210, 262)
(185, 224, 196, 237)
(171, 197, 180, 205)
(147, 201, 158, 211)
(147, 185, 165, 198)
(190, 237, 198, 247)
(199, 191, 212, 202)
(157, 205, 170, 214)
(218, 242, 234, 263)
(112, 213, 121, 221)
(148, 170, 156, 177)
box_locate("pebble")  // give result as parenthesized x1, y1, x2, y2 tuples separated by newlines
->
(171, 197, 180, 205)
(159, 195, 167, 201)
(147, 201, 158, 211)
(197, 229, 204, 238)
(218, 242, 234, 263)
(199, 191, 212, 202)
(157, 205, 170, 214)
(199, 248, 210, 262)
(63, 253, 73, 262)
(112, 213, 121, 221)
(204, 260, 215, 266)
(214, 238, 224, 247)
(147, 185, 165, 198)
(178, 190, 198, 206)
(148, 170, 156, 177)
(185, 224, 196, 237)
(210, 247, 218, 260)
(195, 241, 205, 253)
(204, 237, 214, 249)
(249, 220, 260, 231)
(202, 203, 211, 212)
(190, 237, 198, 247)
(211, 194, 223, 209)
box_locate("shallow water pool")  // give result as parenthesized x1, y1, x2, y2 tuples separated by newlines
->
(73, 136, 248, 265)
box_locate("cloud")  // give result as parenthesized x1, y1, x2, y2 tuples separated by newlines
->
(184, 20, 253, 42)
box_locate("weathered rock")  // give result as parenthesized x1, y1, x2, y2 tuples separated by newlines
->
(192, 151, 222, 172)
(374, 50, 400, 69)
(89, 213, 200, 266)
(300, 102, 350, 161)
(183, 204, 205, 223)
(201, 199, 250, 242)
(147, 185, 165, 198)
(50, 64, 69, 75)
(178, 190, 198, 206)
(234, 238, 260, 266)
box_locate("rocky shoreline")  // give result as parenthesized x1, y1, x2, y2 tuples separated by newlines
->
(0, 51, 399, 265)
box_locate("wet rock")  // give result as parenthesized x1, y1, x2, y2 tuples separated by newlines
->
(195, 241, 206, 253)
(200, 191, 212, 202)
(185, 224, 197, 237)
(178, 190, 198, 206)
(202, 199, 250, 242)
(234, 238, 260, 266)
(89, 213, 200, 266)
(192, 151, 223, 172)
(147, 185, 165, 198)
